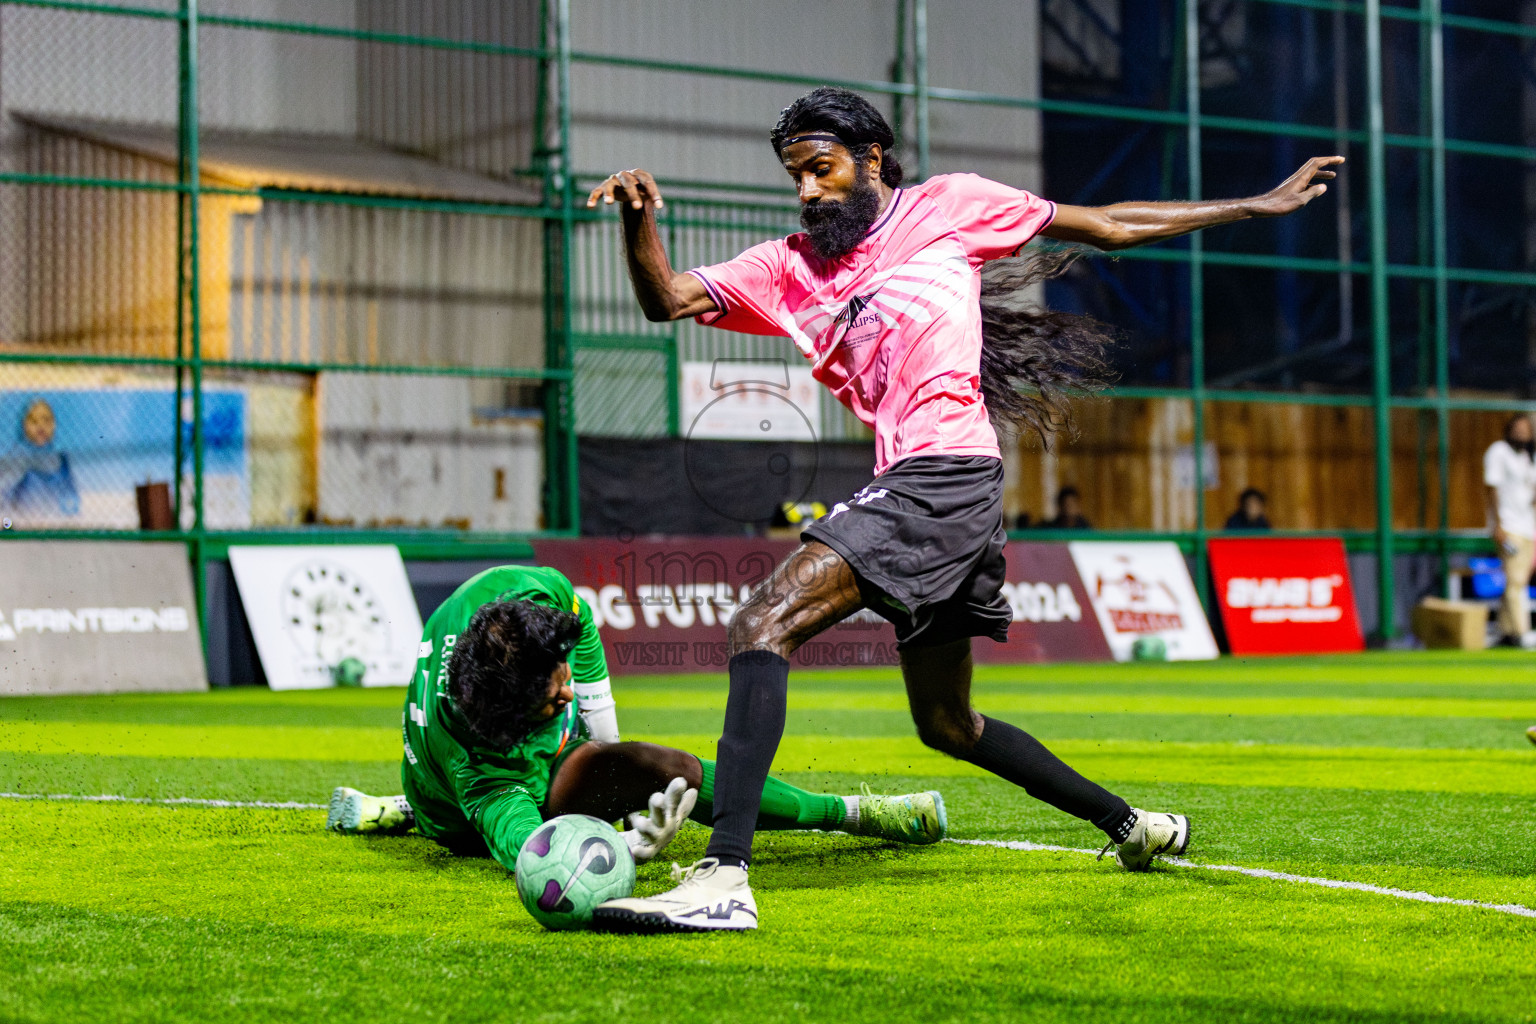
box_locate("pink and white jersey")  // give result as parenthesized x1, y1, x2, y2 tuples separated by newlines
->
(688, 173, 1056, 475)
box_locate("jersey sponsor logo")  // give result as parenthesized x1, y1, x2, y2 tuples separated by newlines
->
(2, 606, 190, 635)
(790, 251, 971, 357)
(832, 289, 881, 327)
(833, 289, 886, 350)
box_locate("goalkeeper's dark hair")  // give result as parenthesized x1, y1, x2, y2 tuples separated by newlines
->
(977, 248, 1118, 447)
(771, 87, 904, 188)
(447, 599, 581, 749)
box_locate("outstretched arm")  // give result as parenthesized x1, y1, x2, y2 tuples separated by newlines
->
(1041, 156, 1344, 252)
(586, 170, 716, 322)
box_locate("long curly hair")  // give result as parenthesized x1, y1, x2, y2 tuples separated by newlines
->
(977, 248, 1118, 446)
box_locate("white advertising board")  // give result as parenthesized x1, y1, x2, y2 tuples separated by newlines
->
(229, 545, 423, 690)
(680, 360, 821, 441)
(0, 541, 207, 695)
(1068, 541, 1219, 661)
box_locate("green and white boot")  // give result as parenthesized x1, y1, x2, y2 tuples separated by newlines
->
(1099, 809, 1190, 871)
(848, 785, 947, 844)
(326, 787, 414, 834)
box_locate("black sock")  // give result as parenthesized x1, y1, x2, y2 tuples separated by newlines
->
(961, 716, 1137, 843)
(703, 650, 790, 867)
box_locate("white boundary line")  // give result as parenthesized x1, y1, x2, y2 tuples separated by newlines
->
(0, 792, 326, 810)
(946, 838, 1536, 919)
(5, 793, 1530, 919)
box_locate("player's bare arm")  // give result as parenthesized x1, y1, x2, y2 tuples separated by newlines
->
(1043, 155, 1344, 251)
(585, 169, 715, 322)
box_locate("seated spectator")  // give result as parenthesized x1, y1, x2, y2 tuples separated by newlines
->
(1013, 511, 1033, 530)
(1041, 486, 1091, 530)
(1224, 487, 1272, 531)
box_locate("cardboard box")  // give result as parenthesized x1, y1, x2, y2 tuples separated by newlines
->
(1412, 597, 1488, 651)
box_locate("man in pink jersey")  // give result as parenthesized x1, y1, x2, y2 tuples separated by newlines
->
(585, 88, 1342, 933)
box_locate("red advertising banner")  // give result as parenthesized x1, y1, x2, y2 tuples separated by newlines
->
(1207, 537, 1364, 655)
(529, 538, 1113, 674)
(975, 542, 1113, 665)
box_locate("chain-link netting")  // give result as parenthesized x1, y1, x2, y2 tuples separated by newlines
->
(1, 1, 552, 535)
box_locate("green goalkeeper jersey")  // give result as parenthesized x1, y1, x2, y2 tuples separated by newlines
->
(400, 565, 612, 871)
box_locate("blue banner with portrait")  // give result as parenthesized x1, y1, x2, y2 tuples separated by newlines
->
(0, 388, 249, 529)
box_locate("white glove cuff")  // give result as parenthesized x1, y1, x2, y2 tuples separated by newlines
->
(573, 677, 615, 712)
(580, 703, 620, 744)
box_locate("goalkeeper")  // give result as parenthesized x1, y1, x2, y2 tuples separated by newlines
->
(327, 564, 946, 871)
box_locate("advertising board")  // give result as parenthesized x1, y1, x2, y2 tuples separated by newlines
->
(0, 540, 207, 695)
(229, 545, 423, 690)
(973, 541, 1114, 664)
(531, 537, 1116, 673)
(1067, 541, 1219, 661)
(1207, 537, 1364, 654)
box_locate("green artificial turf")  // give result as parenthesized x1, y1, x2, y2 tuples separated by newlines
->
(1, 651, 1533, 1023)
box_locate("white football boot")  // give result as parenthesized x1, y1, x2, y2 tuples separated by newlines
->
(1098, 809, 1190, 871)
(326, 787, 414, 834)
(592, 857, 758, 933)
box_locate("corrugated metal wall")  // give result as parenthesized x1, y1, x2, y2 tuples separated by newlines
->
(228, 200, 543, 370)
(357, 0, 541, 177)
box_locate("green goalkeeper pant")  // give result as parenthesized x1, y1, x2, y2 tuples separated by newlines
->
(688, 758, 847, 831)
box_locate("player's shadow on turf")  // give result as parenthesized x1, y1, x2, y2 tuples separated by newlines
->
(348, 834, 514, 881)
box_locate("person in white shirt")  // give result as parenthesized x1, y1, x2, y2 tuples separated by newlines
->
(1483, 414, 1536, 646)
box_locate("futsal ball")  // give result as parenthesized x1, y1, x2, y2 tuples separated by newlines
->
(332, 657, 367, 687)
(1131, 635, 1168, 661)
(515, 814, 636, 930)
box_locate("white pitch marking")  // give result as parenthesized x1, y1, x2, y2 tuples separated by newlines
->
(0, 792, 326, 810)
(945, 838, 1536, 919)
(5, 793, 1531, 919)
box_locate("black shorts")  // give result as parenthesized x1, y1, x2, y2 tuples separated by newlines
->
(802, 455, 1011, 648)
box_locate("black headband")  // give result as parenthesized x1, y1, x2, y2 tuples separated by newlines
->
(779, 132, 845, 152)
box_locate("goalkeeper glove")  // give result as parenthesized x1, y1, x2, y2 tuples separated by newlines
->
(622, 776, 697, 864)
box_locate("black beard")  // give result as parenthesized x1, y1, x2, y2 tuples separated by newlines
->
(799, 177, 881, 260)
(1516, 439, 1536, 457)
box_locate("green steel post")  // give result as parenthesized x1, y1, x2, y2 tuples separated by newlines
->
(179, 0, 207, 656)
(556, 0, 579, 532)
(1366, 0, 1395, 638)
(1428, 0, 1451, 573)
(1185, 0, 1209, 609)
(1413, 4, 1432, 528)
(892, 0, 907, 151)
(530, 0, 551, 179)
(172, 116, 186, 520)
(913, 0, 929, 180)
(663, 199, 680, 437)
(534, 0, 563, 531)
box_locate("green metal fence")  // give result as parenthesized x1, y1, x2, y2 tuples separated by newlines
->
(0, 0, 1531, 645)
